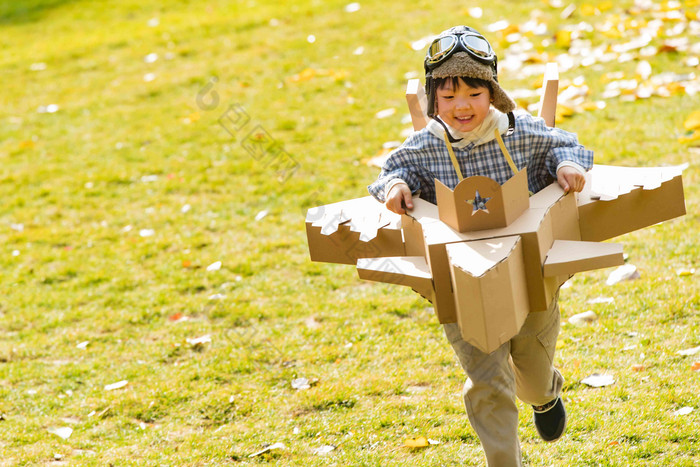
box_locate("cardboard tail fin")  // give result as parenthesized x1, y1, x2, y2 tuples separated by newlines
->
(406, 78, 429, 131)
(357, 256, 434, 301)
(538, 62, 559, 128)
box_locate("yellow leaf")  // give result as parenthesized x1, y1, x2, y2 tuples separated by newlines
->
(555, 30, 572, 48)
(405, 437, 429, 448)
(287, 68, 348, 84)
(291, 68, 318, 82)
(580, 4, 598, 15)
(555, 104, 576, 122)
(597, 1, 614, 12)
(683, 111, 700, 131)
(668, 82, 686, 95)
(601, 28, 622, 39)
(678, 130, 700, 144)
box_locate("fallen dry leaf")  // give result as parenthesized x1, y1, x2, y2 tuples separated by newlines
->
(249, 442, 286, 458)
(677, 346, 700, 356)
(287, 68, 347, 83)
(404, 436, 429, 448)
(47, 427, 73, 440)
(684, 111, 700, 131)
(606, 264, 640, 285)
(186, 335, 211, 347)
(104, 380, 128, 391)
(568, 310, 598, 326)
(673, 407, 693, 416)
(313, 445, 336, 455)
(581, 373, 615, 387)
(375, 108, 396, 119)
(344, 2, 360, 13)
(291, 377, 318, 390)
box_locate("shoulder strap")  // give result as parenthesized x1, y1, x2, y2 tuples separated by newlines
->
(444, 131, 464, 181)
(494, 129, 518, 175)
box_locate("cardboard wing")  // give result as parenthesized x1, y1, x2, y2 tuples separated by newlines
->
(305, 196, 405, 264)
(543, 240, 624, 277)
(577, 165, 686, 241)
(357, 256, 435, 302)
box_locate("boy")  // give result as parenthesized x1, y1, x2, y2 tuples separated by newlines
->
(368, 26, 593, 466)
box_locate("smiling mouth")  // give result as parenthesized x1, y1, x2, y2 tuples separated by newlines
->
(456, 116, 473, 122)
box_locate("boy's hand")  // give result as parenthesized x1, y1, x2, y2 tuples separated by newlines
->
(557, 166, 586, 193)
(385, 183, 413, 214)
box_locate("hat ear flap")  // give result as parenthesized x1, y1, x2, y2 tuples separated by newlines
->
(491, 85, 516, 114)
(426, 78, 436, 117)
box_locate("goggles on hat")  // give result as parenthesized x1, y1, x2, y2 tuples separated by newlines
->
(425, 32, 496, 71)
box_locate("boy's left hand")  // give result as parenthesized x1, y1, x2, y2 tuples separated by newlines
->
(557, 166, 586, 193)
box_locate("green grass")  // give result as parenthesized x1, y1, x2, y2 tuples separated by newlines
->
(0, 0, 698, 464)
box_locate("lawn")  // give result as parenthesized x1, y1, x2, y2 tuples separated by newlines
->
(0, 0, 698, 465)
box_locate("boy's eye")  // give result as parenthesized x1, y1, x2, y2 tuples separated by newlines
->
(471, 92, 482, 97)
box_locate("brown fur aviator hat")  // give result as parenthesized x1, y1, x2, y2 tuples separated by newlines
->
(424, 26, 516, 116)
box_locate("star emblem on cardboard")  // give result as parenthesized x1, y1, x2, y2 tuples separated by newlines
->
(467, 190, 492, 214)
(436, 169, 530, 233)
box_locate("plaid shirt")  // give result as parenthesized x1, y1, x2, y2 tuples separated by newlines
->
(368, 113, 594, 204)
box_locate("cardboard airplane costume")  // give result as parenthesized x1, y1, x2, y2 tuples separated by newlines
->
(305, 68, 686, 354)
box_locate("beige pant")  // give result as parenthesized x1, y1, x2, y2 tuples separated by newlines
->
(443, 297, 563, 467)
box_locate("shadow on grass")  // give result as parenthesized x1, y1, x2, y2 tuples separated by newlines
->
(0, 0, 82, 25)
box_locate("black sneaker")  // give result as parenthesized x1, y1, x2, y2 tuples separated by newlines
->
(533, 397, 566, 442)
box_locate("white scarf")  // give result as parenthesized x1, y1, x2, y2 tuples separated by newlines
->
(426, 109, 511, 149)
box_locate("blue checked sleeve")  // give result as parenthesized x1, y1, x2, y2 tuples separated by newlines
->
(511, 115, 594, 193)
(530, 116, 593, 175)
(367, 132, 437, 203)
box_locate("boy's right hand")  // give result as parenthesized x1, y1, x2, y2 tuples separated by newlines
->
(385, 183, 413, 214)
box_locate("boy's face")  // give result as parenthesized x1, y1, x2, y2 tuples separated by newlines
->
(436, 78, 491, 133)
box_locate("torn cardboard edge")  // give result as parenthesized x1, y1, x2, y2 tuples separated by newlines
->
(583, 164, 687, 201)
(577, 166, 686, 242)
